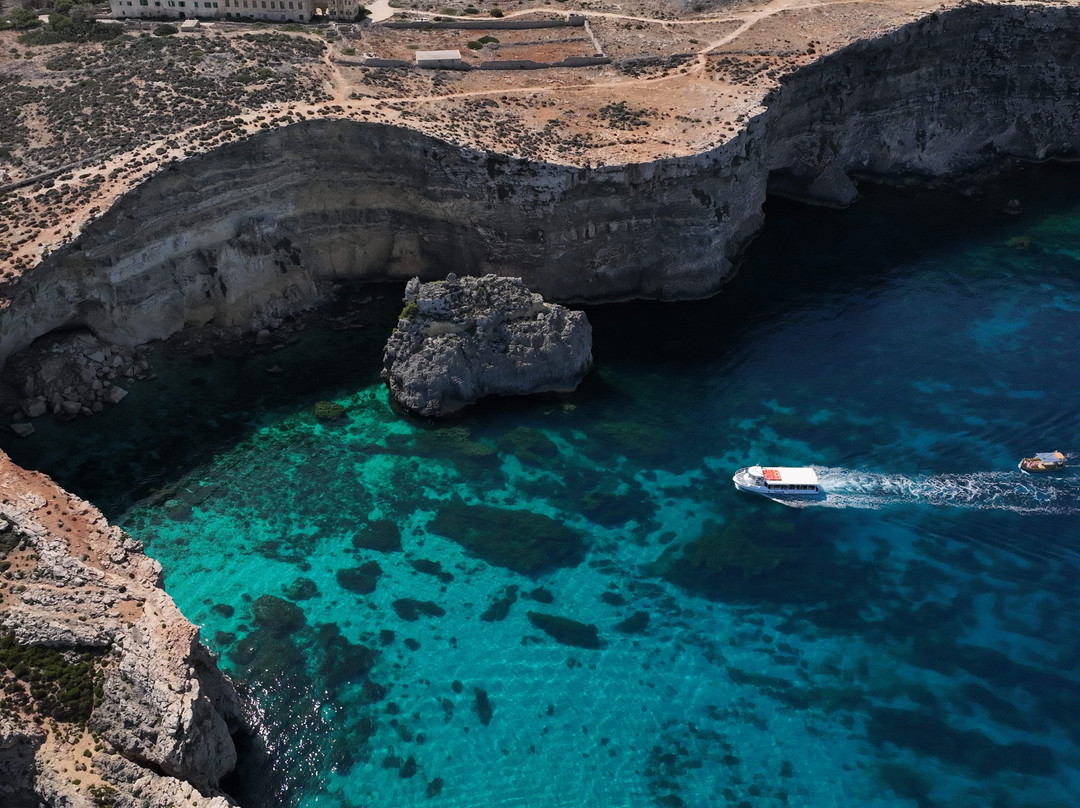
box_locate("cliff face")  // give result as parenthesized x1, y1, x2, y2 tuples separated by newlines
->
(0, 119, 763, 368)
(0, 451, 246, 808)
(3, 7, 1080, 372)
(764, 6, 1080, 200)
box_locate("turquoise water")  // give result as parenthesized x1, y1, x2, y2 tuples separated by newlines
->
(5, 165, 1080, 808)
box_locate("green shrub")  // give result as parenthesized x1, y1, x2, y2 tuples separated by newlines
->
(400, 300, 419, 319)
(88, 784, 120, 808)
(477, 35, 498, 44)
(489, 7, 503, 16)
(0, 633, 106, 725)
(3, 7, 42, 30)
(341, 46, 355, 55)
(153, 24, 178, 37)
(18, 11, 125, 44)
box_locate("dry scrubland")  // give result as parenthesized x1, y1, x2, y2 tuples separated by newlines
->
(1, 0, 942, 273)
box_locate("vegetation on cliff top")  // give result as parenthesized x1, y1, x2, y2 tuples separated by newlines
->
(0, 28, 331, 268)
(0, 633, 107, 725)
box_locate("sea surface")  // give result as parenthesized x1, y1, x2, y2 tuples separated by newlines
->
(5, 164, 1080, 808)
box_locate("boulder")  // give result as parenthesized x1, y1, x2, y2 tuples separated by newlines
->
(382, 275, 592, 417)
(4, 331, 150, 420)
(104, 386, 129, 405)
(20, 398, 46, 419)
(526, 611, 603, 649)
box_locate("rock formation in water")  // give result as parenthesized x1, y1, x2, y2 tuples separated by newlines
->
(383, 274, 592, 416)
(0, 450, 247, 807)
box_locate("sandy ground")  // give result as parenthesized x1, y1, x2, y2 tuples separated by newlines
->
(0, 0, 952, 275)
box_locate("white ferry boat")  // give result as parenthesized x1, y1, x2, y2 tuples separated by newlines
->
(733, 465, 823, 497)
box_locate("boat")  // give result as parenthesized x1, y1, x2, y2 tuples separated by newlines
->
(733, 465, 823, 497)
(1018, 451, 1066, 473)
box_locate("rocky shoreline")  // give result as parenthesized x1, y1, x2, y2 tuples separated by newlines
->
(2, 331, 154, 437)
(0, 451, 250, 808)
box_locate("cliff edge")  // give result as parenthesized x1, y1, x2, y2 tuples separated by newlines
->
(4, 4, 1080, 373)
(0, 450, 247, 808)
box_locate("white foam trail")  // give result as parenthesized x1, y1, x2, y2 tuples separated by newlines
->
(777, 467, 1080, 513)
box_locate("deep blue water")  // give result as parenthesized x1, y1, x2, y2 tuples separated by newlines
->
(4, 165, 1080, 808)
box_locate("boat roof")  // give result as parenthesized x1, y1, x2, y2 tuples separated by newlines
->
(760, 466, 819, 485)
(1036, 452, 1065, 462)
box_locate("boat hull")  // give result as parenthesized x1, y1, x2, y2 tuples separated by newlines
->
(1018, 461, 1065, 474)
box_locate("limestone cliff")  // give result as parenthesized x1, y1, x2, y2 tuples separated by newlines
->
(4, 6, 1080, 375)
(1, 5, 1080, 804)
(383, 274, 593, 416)
(0, 118, 764, 369)
(0, 450, 247, 808)
(763, 5, 1080, 203)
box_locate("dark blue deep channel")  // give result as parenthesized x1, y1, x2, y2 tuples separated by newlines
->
(4, 164, 1080, 808)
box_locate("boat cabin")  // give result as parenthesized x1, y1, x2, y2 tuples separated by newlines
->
(733, 465, 822, 496)
(760, 467, 819, 491)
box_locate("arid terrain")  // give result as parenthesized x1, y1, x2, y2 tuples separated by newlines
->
(0, 0, 949, 275)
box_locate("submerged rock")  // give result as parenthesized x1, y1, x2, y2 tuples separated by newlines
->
(473, 687, 494, 726)
(351, 519, 402, 553)
(252, 595, 306, 636)
(382, 275, 592, 417)
(283, 577, 319, 601)
(614, 611, 650, 635)
(392, 598, 446, 622)
(427, 495, 585, 575)
(314, 400, 346, 421)
(337, 561, 383, 595)
(480, 585, 520, 622)
(526, 611, 603, 649)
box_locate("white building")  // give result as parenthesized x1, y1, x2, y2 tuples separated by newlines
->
(108, 0, 366, 23)
(415, 49, 464, 69)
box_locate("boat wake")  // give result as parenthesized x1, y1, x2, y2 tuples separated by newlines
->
(775, 468, 1080, 513)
